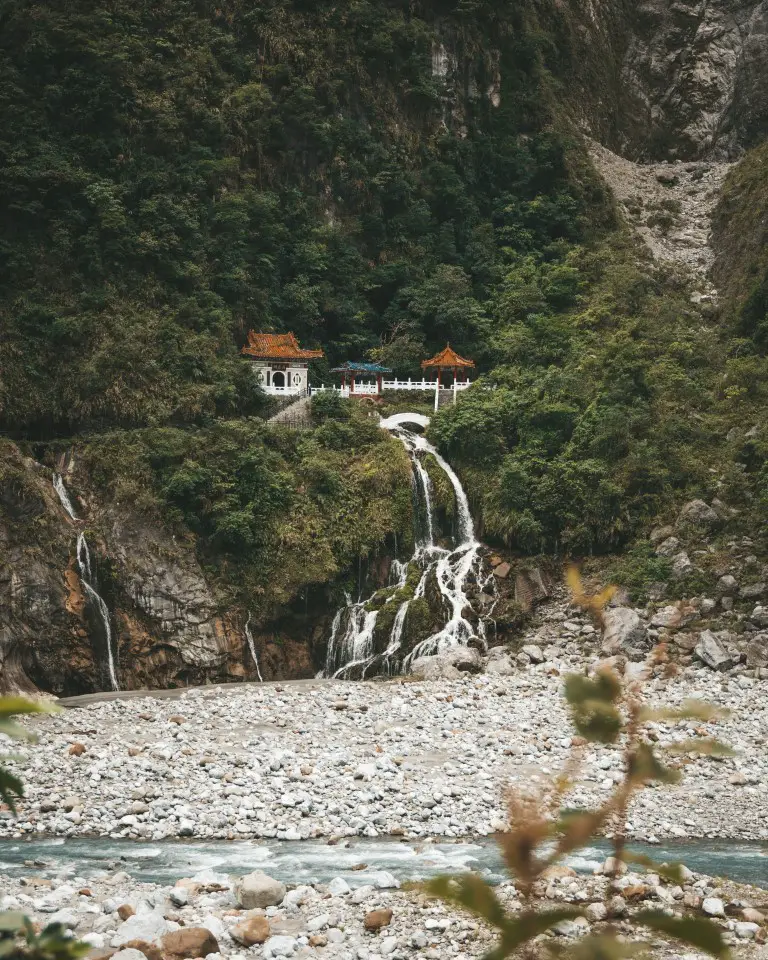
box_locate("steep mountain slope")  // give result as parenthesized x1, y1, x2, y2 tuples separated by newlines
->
(1, 0, 767, 693)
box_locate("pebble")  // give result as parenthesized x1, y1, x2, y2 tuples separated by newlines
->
(4, 663, 767, 846)
(0, 860, 764, 960)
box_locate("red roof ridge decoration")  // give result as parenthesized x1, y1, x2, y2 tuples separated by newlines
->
(242, 331, 324, 361)
(421, 344, 475, 369)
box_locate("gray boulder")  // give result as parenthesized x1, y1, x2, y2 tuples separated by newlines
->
(694, 631, 733, 671)
(412, 646, 481, 679)
(745, 637, 768, 669)
(741, 582, 766, 600)
(410, 655, 461, 680)
(485, 656, 515, 676)
(716, 575, 738, 597)
(112, 911, 170, 947)
(521, 644, 545, 664)
(485, 647, 515, 675)
(649, 525, 674, 544)
(263, 936, 299, 958)
(671, 552, 693, 578)
(655, 536, 681, 557)
(601, 608, 647, 656)
(677, 499, 721, 529)
(443, 646, 483, 673)
(751, 606, 768, 628)
(235, 871, 286, 909)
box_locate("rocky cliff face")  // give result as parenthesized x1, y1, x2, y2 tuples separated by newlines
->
(0, 444, 330, 695)
(569, 0, 768, 159)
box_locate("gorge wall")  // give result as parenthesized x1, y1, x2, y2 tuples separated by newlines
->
(566, 0, 768, 160)
(2, 0, 767, 695)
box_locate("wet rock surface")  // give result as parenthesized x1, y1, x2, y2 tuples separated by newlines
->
(1, 853, 765, 960)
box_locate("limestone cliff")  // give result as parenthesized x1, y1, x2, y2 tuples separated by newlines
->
(565, 0, 768, 159)
(0, 444, 327, 694)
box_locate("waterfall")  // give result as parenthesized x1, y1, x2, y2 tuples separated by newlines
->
(77, 533, 119, 692)
(323, 414, 496, 678)
(53, 474, 78, 521)
(381, 600, 410, 673)
(244, 613, 264, 682)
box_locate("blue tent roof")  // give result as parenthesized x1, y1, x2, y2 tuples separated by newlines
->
(330, 361, 392, 374)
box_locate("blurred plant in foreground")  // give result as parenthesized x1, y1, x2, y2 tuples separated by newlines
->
(427, 571, 734, 960)
(0, 696, 89, 959)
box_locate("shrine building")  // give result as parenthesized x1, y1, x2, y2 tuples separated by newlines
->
(241, 332, 324, 396)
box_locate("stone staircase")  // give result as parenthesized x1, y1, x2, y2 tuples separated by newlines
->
(267, 395, 313, 427)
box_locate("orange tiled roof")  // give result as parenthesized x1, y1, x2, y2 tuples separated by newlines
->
(241, 331, 324, 361)
(421, 344, 475, 369)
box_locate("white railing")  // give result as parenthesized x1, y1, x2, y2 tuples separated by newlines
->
(310, 379, 472, 396)
(261, 384, 307, 397)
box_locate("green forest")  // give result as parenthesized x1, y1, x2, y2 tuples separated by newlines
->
(1, 0, 767, 590)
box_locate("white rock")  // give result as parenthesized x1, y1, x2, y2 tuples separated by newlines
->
(327, 877, 350, 896)
(702, 897, 725, 918)
(262, 935, 298, 958)
(235, 872, 286, 909)
(112, 910, 170, 947)
(601, 607, 647, 654)
(367, 871, 400, 889)
(735, 922, 760, 940)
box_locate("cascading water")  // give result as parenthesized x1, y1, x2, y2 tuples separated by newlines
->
(53, 474, 78, 521)
(323, 413, 496, 678)
(244, 613, 264, 683)
(77, 532, 119, 692)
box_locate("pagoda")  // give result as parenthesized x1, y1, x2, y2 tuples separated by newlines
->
(330, 361, 393, 397)
(421, 344, 475, 386)
(241, 332, 324, 396)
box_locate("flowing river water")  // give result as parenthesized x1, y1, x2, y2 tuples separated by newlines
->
(0, 836, 765, 888)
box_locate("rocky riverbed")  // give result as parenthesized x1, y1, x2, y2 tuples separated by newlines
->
(3, 656, 767, 845)
(2, 845, 767, 959)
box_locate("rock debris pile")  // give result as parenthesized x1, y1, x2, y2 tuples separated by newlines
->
(1, 856, 766, 960)
(3, 654, 767, 845)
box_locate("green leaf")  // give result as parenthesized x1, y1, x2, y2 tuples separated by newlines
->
(665, 739, 734, 757)
(496, 909, 585, 957)
(0, 720, 33, 741)
(567, 933, 651, 960)
(0, 911, 27, 932)
(622, 852, 685, 883)
(0, 697, 54, 718)
(571, 700, 623, 744)
(427, 877, 584, 958)
(426, 874, 508, 929)
(635, 911, 730, 958)
(638, 700, 726, 723)
(628, 743, 681, 784)
(565, 671, 622, 707)
(0, 769, 25, 813)
(552, 809, 613, 859)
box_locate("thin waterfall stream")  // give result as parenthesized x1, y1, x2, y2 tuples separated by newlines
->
(77, 533, 119, 693)
(53, 472, 119, 692)
(53, 473, 78, 521)
(324, 414, 495, 678)
(244, 612, 264, 682)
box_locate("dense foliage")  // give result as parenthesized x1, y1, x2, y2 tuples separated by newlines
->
(429, 223, 768, 554)
(77, 409, 413, 610)
(1, 0, 766, 587)
(428, 657, 732, 960)
(0, 0, 599, 437)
